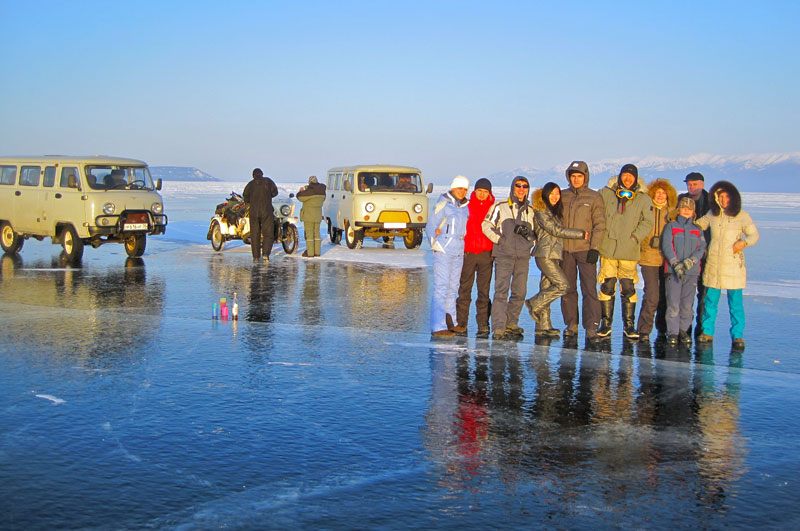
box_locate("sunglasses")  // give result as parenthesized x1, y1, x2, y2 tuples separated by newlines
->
(514, 183, 529, 189)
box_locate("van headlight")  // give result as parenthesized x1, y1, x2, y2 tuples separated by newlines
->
(103, 202, 116, 215)
(280, 204, 291, 216)
(365, 202, 375, 213)
(413, 203, 423, 213)
(151, 202, 163, 214)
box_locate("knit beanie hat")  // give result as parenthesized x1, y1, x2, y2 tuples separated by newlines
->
(474, 178, 492, 193)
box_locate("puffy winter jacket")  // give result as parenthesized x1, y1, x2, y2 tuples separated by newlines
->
(464, 189, 495, 254)
(531, 188, 586, 260)
(296, 182, 326, 223)
(481, 177, 536, 259)
(695, 181, 759, 290)
(639, 178, 677, 267)
(662, 213, 706, 276)
(243, 176, 279, 216)
(598, 177, 654, 261)
(426, 191, 469, 254)
(560, 169, 605, 253)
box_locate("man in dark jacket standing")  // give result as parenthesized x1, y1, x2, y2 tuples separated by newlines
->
(243, 167, 278, 262)
(677, 172, 710, 336)
(560, 161, 605, 342)
(297, 175, 326, 258)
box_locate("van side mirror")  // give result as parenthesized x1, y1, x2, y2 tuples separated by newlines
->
(426, 183, 433, 194)
(343, 180, 351, 192)
(156, 178, 162, 191)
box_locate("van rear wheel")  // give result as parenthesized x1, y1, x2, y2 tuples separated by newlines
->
(61, 225, 84, 263)
(344, 221, 363, 249)
(124, 233, 147, 257)
(328, 219, 342, 244)
(0, 222, 24, 254)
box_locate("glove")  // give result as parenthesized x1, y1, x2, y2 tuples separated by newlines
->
(672, 262, 686, 281)
(681, 258, 696, 272)
(586, 249, 600, 264)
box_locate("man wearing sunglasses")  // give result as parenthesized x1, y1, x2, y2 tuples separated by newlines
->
(482, 176, 537, 340)
(596, 164, 654, 340)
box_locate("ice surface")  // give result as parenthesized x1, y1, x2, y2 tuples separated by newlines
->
(1, 184, 799, 529)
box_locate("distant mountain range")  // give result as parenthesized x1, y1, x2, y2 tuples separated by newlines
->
(150, 166, 220, 182)
(485, 152, 800, 192)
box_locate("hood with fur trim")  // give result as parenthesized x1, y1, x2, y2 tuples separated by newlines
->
(647, 178, 677, 209)
(708, 180, 741, 217)
(532, 188, 547, 211)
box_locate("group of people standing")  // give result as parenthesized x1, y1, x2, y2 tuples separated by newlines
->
(427, 162, 759, 351)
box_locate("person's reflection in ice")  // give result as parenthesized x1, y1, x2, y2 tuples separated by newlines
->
(299, 261, 321, 326)
(247, 265, 274, 323)
(692, 345, 746, 508)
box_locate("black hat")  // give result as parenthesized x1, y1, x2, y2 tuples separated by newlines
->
(253, 168, 263, 178)
(684, 172, 704, 183)
(619, 164, 638, 179)
(474, 178, 492, 193)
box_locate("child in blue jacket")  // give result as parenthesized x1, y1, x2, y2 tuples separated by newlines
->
(661, 197, 707, 345)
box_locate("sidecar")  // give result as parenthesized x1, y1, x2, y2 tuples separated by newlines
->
(208, 191, 298, 254)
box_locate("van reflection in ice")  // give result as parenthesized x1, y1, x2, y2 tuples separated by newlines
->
(424, 343, 746, 523)
(0, 253, 164, 362)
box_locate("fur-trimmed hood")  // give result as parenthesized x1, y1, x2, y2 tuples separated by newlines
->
(532, 188, 547, 211)
(647, 178, 677, 209)
(708, 180, 742, 217)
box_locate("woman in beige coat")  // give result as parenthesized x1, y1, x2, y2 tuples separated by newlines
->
(695, 181, 759, 351)
(636, 179, 677, 342)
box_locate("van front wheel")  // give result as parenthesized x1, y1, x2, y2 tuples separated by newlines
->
(61, 225, 84, 262)
(125, 233, 146, 257)
(403, 229, 423, 249)
(344, 222, 363, 249)
(0, 222, 24, 254)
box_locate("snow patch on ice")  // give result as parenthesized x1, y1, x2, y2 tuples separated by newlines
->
(290, 245, 430, 269)
(746, 280, 800, 299)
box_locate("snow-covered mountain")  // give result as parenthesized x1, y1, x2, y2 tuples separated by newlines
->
(485, 152, 800, 192)
(150, 166, 220, 182)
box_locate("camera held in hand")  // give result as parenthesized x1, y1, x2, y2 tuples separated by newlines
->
(514, 224, 532, 239)
(649, 235, 660, 249)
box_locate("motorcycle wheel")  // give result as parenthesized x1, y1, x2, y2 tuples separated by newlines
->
(282, 224, 298, 254)
(210, 220, 226, 252)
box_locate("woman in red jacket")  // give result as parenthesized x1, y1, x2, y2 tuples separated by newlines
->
(454, 178, 495, 338)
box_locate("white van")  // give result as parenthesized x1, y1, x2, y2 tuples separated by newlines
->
(0, 155, 167, 261)
(322, 164, 432, 249)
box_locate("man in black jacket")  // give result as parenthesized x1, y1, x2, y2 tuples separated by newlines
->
(677, 172, 710, 336)
(243, 168, 278, 262)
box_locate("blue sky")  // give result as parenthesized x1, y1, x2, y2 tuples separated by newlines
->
(1, 0, 797, 183)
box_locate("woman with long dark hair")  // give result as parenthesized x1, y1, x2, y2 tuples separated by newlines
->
(525, 181, 588, 336)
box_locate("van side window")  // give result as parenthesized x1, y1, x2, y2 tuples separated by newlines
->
(327, 173, 334, 190)
(43, 166, 56, 187)
(60, 167, 79, 188)
(0, 165, 16, 185)
(20, 166, 41, 186)
(335, 172, 342, 190)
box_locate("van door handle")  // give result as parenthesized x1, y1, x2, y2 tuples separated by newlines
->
(55, 193, 62, 199)
(15, 191, 21, 196)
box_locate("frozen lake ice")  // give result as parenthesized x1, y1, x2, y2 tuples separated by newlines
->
(1, 182, 799, 529)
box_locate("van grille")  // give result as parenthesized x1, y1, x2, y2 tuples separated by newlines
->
(378, 211, 411, 223)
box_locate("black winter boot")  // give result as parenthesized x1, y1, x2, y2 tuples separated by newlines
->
(597, 299, 615, 338)
(622, 301, 639, 340)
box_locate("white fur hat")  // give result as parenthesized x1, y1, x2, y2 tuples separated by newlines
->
(450, 175, 469, 190)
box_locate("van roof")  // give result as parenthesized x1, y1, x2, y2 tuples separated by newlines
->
(0, 155, 148, 165)
(327, 164, 421, 173)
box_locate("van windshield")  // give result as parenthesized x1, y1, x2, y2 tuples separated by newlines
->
(85, 166, 155, 191)
(358, 172, 421, 193)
